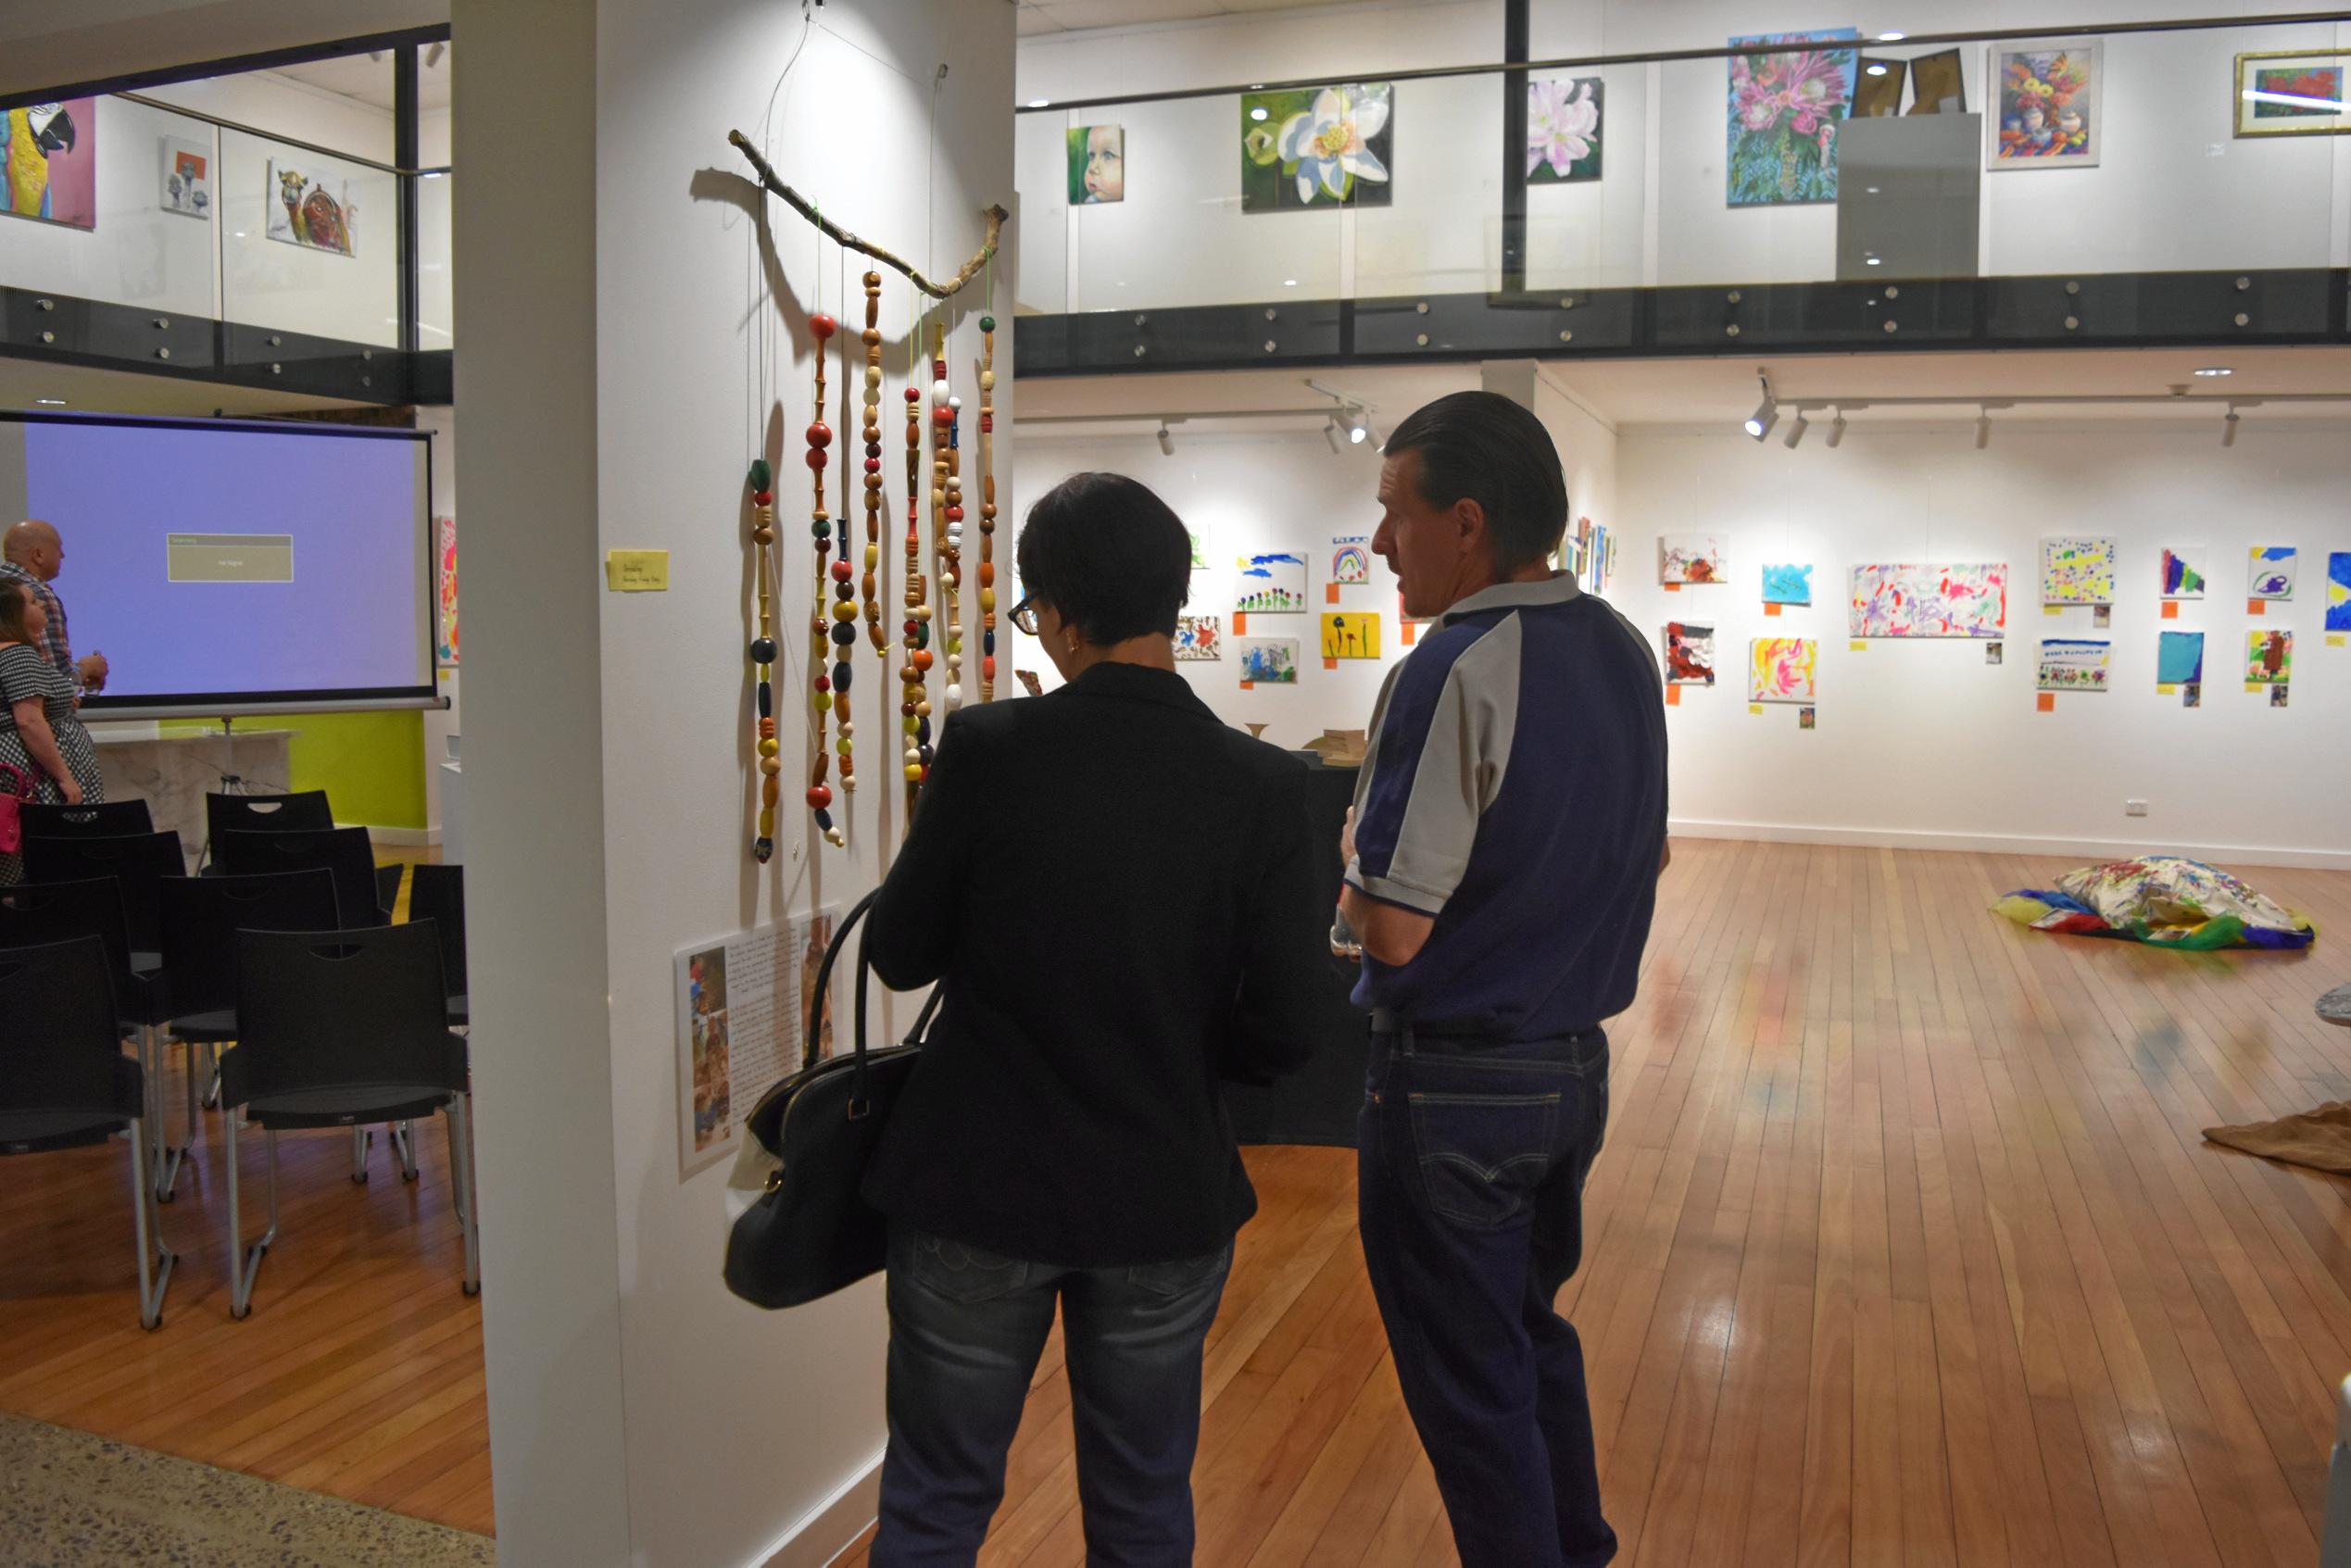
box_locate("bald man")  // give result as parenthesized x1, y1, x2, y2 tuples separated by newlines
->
(0, 520, 105, 694)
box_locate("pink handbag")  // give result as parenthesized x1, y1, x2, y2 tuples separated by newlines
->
(0, 760, 35, 854)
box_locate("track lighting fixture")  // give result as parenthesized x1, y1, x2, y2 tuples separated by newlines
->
(426, 41, 447, 68)
(1974, 408, 1992, 449)
(1324, 419, 1346, 454)
(1742, 371, 1778, 441)
(1825, 410, 1846, 448)
(1345, 408, 1369, 445)
(1782, 411, 1808, 449)
(1155, 423, 1175, 457)
(2221, 406, 2240, 446)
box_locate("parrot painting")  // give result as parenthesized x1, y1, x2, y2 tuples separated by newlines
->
(4, 103, 79, 222)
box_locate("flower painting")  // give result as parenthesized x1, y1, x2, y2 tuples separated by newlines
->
(2246, 630, 2293, 684)
(2160, 546, 2206, 599)
(1749, 637, 1817, 703)
(1664, 622, 1716, 686)
(1067, 125, 1125, 205)
(3, 98, 97, 230)
(1321, 613, 1381, 659)
(1661, 535, 1728, 585)
(2042, 535, 2117, 605)
(1238, 639, 1299, 684)
(1528, 77, 1603, 183)
(1237, 552, 1307, 612)
(1848, 563, 2007, 638)
(1992, 44, 2100, 169)
(1242, 83, 1393, 214)
(2234, 52, 2351, 137)
(266, 157, 356, 256)
(1175, 615, 1220, 661)
(1726, 31, 1859, 207)
(2249, 546, 2296, 599)
(2038, 639, 2111, 692)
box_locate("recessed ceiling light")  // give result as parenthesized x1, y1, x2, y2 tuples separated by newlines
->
(1865, 62, 1888, 77)
(1864, 255, 1882, 266)
(2194, 366, 2234, 376)
(1025, 98, 1050, 108)
(1865, 185, 1880, 194)
(1250, 106, 1267, 120)
(1878, 31, 1906, 41)
(35, 397, 67, 407)
(1283, 278, 1298, 287)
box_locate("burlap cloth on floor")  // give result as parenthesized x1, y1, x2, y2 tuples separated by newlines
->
(2204, 1102, 2351, 1174)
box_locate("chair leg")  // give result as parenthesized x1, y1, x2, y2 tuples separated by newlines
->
(448, 1093, 480, 1296)
(393, 1119, 420, 1183)
(156, 1037, 194, 1202)
(225, 1117, 280, 1320)
(201, 1048, 221, 1110)
(126, 1121, 175, 1331)
(350, 1124, 371, 1184)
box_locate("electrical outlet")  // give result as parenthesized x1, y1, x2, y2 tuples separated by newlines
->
(2125, 799, 2149, 818)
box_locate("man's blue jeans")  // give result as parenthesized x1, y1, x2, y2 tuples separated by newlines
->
(871, 1224, 1232, 1567)
(1358, 1022, 1616, 1568)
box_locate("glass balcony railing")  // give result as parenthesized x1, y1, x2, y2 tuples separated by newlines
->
(1012, 17, 2351, 321)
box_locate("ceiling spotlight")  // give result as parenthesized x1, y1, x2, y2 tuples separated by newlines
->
(34, 396, 67, 407)
(1155, 423, 1175, 456)
(1826, 410, 1847, 448)
(2194, 366, 2233, 377)
(2222, 406, 2240, 446)
(1974, 408, 1992, 449)
(1865, 62, 1889, 77)
(1025, 98, 1050, 108)
(1783, 410, 1809, 448)
(1250, 106, 1268, 120)
(1743, 397, 1778, 441)
(425, 40, 446, 67)
(1345, 408, 1370, 445)
(1324, 419, 1346, 454)
(1878, 31, 1906, 41)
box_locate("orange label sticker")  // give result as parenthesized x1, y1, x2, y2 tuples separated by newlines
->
(1231, 611, 1248, 635)
(2036, 692, 2056, 712)
(1238, 681, 1254, 691)
(1324, 657, 1339, 671)
(2247, 597, 2267, 615)
(1764, 602, 1782, 617)
(2161, 601, 2180, 620)
(1665, 684, 1681, 707)
(1326, 582, 1341, 605)
(1664, 582, 1681, 593)
(1401, 621, 1418, 645)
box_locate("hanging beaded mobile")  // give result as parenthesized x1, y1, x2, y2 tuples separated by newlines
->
(746, 457, 779, 863)
(900, 319, 931, 808)
(976, 307, 998, 701)
(860, 272, 887, 668)
(803, 311, 847, 849)
(931, 323, 965, 713)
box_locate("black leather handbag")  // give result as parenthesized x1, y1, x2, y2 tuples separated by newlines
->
(722, 889, 938, 1310)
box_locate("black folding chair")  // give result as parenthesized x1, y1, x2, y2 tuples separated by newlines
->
(221, 923, 477, 1318)
(22, 830, 186, 966)
(215, 826, 385, 928)
(0, 935, 173, 1328)
(20, 798, 155, 839)
(375, 862, 407, 920)
(202, 791, 333, 872)
(408, 863, 469, 1026)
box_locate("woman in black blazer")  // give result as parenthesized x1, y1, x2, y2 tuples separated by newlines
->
(862, 472, 1327, 1566)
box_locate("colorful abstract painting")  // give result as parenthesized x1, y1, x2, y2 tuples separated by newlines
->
(1067, 125, 1124, 205)
(2160, 546, 2206, 599)
(2041, 535, 2117, 605)
(1727, 31, 1860, 207)
(1331, 535, 1372, 585)
(2249, 546, 2296, 599)
(1749, 637, 1817, 704)
(2038, 638, 2111, 692)
(1661, 535, 1728, 585)
(1664, 622, 1716, 686)
(1175, 615, 1220, 661)
(2156, 630, 2204, 686)
(1237, 551, 1307, 613)
(434, 515, 458, 668)
(1848, 563, 2007, 638)
(161, 135, 210, 220)
(2246, 629, 2294, 684)
(265, 157, 356, 256)
(1761, 563, 1814, 607)
(1238, 639, 1298, 684)
(1528, 77, 1603, 182)
(1242, 83, 1393, 213)
(1991, 44, 2100, 169)
(3, 98, 97, 230)
(2327, 551, 2351, 632)
(1320, 613, 1381, 659)
(1563, 516, 1614, 594)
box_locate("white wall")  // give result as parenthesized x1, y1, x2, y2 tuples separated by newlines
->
(0, 94, 219, 320)
(459, 0, 1015, 1563)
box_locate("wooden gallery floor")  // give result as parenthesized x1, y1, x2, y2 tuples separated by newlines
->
(9, 842, 2351, 1566)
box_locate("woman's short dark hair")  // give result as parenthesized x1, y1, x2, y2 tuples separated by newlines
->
(1382, 391, 1568, 576)
(1016, 472, 1191, 646)
(0, 582, 32, 646)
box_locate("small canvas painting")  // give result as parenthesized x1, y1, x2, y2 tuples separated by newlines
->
(2156, 630, 2204, 686)
(2327, 551, 2351, 632)
(3, 98, 98, 230)
(1331, 535, 1372, 585)
(1320, 613, 1381, 659)
(1749, 637, 1817, 704)
(2041, 535, 2117, 605)
(1664, 622, 1716, 686)
(1761, 563, 1814, 607)
(1991, 43, 2100, 169)
(2246, 629, 2293, 684)
(1528, 77, 1603, 182)
(2160, 546, 2206, 599)
(1238, 639, 1299, 684)
(1726, 31, 1861, 207)
(1175, 615, 1220, 661)
(2234, 51, 2351, 138)
(1661, 535, 1728, 585)
(266, 157, 356, 256)
(1237, 552, 1307, 613)
(2249, 546, 2296, 599)
(2038, 638, 2112, 692)
(1848, 563, 2007, 638)
(1242, 82, 1393, 213)
(1068, 125, 1125, 205)
(161, 135, 210, 219)
(435, 515, 459, 668)
(1563, 516, 1615, 594)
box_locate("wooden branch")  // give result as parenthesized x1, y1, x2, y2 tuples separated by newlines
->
(728, 131, 1006, 300)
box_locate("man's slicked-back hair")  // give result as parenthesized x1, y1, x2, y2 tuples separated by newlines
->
(1015, 471, 1193, 646)
(1382, 391, 1569, 576)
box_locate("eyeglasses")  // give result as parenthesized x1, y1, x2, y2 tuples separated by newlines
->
(1008, 594, 1044, 635)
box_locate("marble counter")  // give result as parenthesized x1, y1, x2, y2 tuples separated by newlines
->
(87, 727, 295, 868)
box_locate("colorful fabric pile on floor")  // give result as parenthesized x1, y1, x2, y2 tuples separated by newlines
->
(1993, 856, 2317, 951)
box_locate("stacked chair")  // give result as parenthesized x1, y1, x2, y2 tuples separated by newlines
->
(20, 798, 155, 839)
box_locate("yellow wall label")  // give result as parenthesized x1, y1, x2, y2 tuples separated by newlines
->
(606, 550, 670, 591)
(1748, 703, 1764, 716)
(2331, 634, 2348, 649)
(2156, 684, 2176, 695)
(1849, 640, 1867, 652)
(2043, 604, 2064, 616)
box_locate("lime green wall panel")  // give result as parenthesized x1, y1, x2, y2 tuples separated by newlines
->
(159, 710, 427, 830)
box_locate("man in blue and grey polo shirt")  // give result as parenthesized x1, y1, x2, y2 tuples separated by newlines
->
(1338, 390, 1667, 1568)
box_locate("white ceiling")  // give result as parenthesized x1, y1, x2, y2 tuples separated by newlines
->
(0, 358, 372, 420)
(271, 45, 449, 113)
(1017, 0, 1358, 36)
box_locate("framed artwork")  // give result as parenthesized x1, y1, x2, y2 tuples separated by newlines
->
(1320, 612, 1381, 659)
(1761, 563, 1814, 607)
(2233, 50, 2351, 139)
(1848, 563, 2007, 638)
(2160, 546, 2207, 599)
(2246, 630, 2293, 684)
(1067, 124, 1125, 205)
(435, 515, 459, 668)
(1187, 531, 1207, 569)
(1331, 535, 1372, 585)
(1990, 43, 2100, 169)
(2156, 630, 2205, 686)
(2249, 546, 2296, 599)
(1238, 639, 1299, 684)
(1907, 49, 1967, 114)
(161, 134, 210, 220)
(2037, 638, 2111, 692)
(1749, 637, 1817, 703)
(1237, 552, 1307, 612)
(1175, 615, 1220, 661)
(1727, 31, 1861, 207)
(2327, 551, 2351, 633)
(1664, 622, 1716, 686)
(1563, 516, 1615, 594)
(1528, 77, 1603, 182)
(2041, 535, 2117, 605)
(1854, 58, 1905, 119)
(1661, 534, 1727, 584)
(266, 157, 356, 255)
(1242, 83, 1392, 213)
(3, 98, 97, 230)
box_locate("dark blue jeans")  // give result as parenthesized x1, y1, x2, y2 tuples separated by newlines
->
(872, 1224, 1232, 1568)
(1358, 1022, 1616, 1568)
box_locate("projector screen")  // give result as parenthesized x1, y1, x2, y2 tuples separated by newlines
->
(0, 411, 436, 718)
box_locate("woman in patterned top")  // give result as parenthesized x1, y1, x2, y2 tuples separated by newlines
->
(1, 581, 103, 884)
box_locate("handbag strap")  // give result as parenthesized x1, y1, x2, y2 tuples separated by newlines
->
(0, 760, 34, 801)
(799, 889, 949, 1116)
